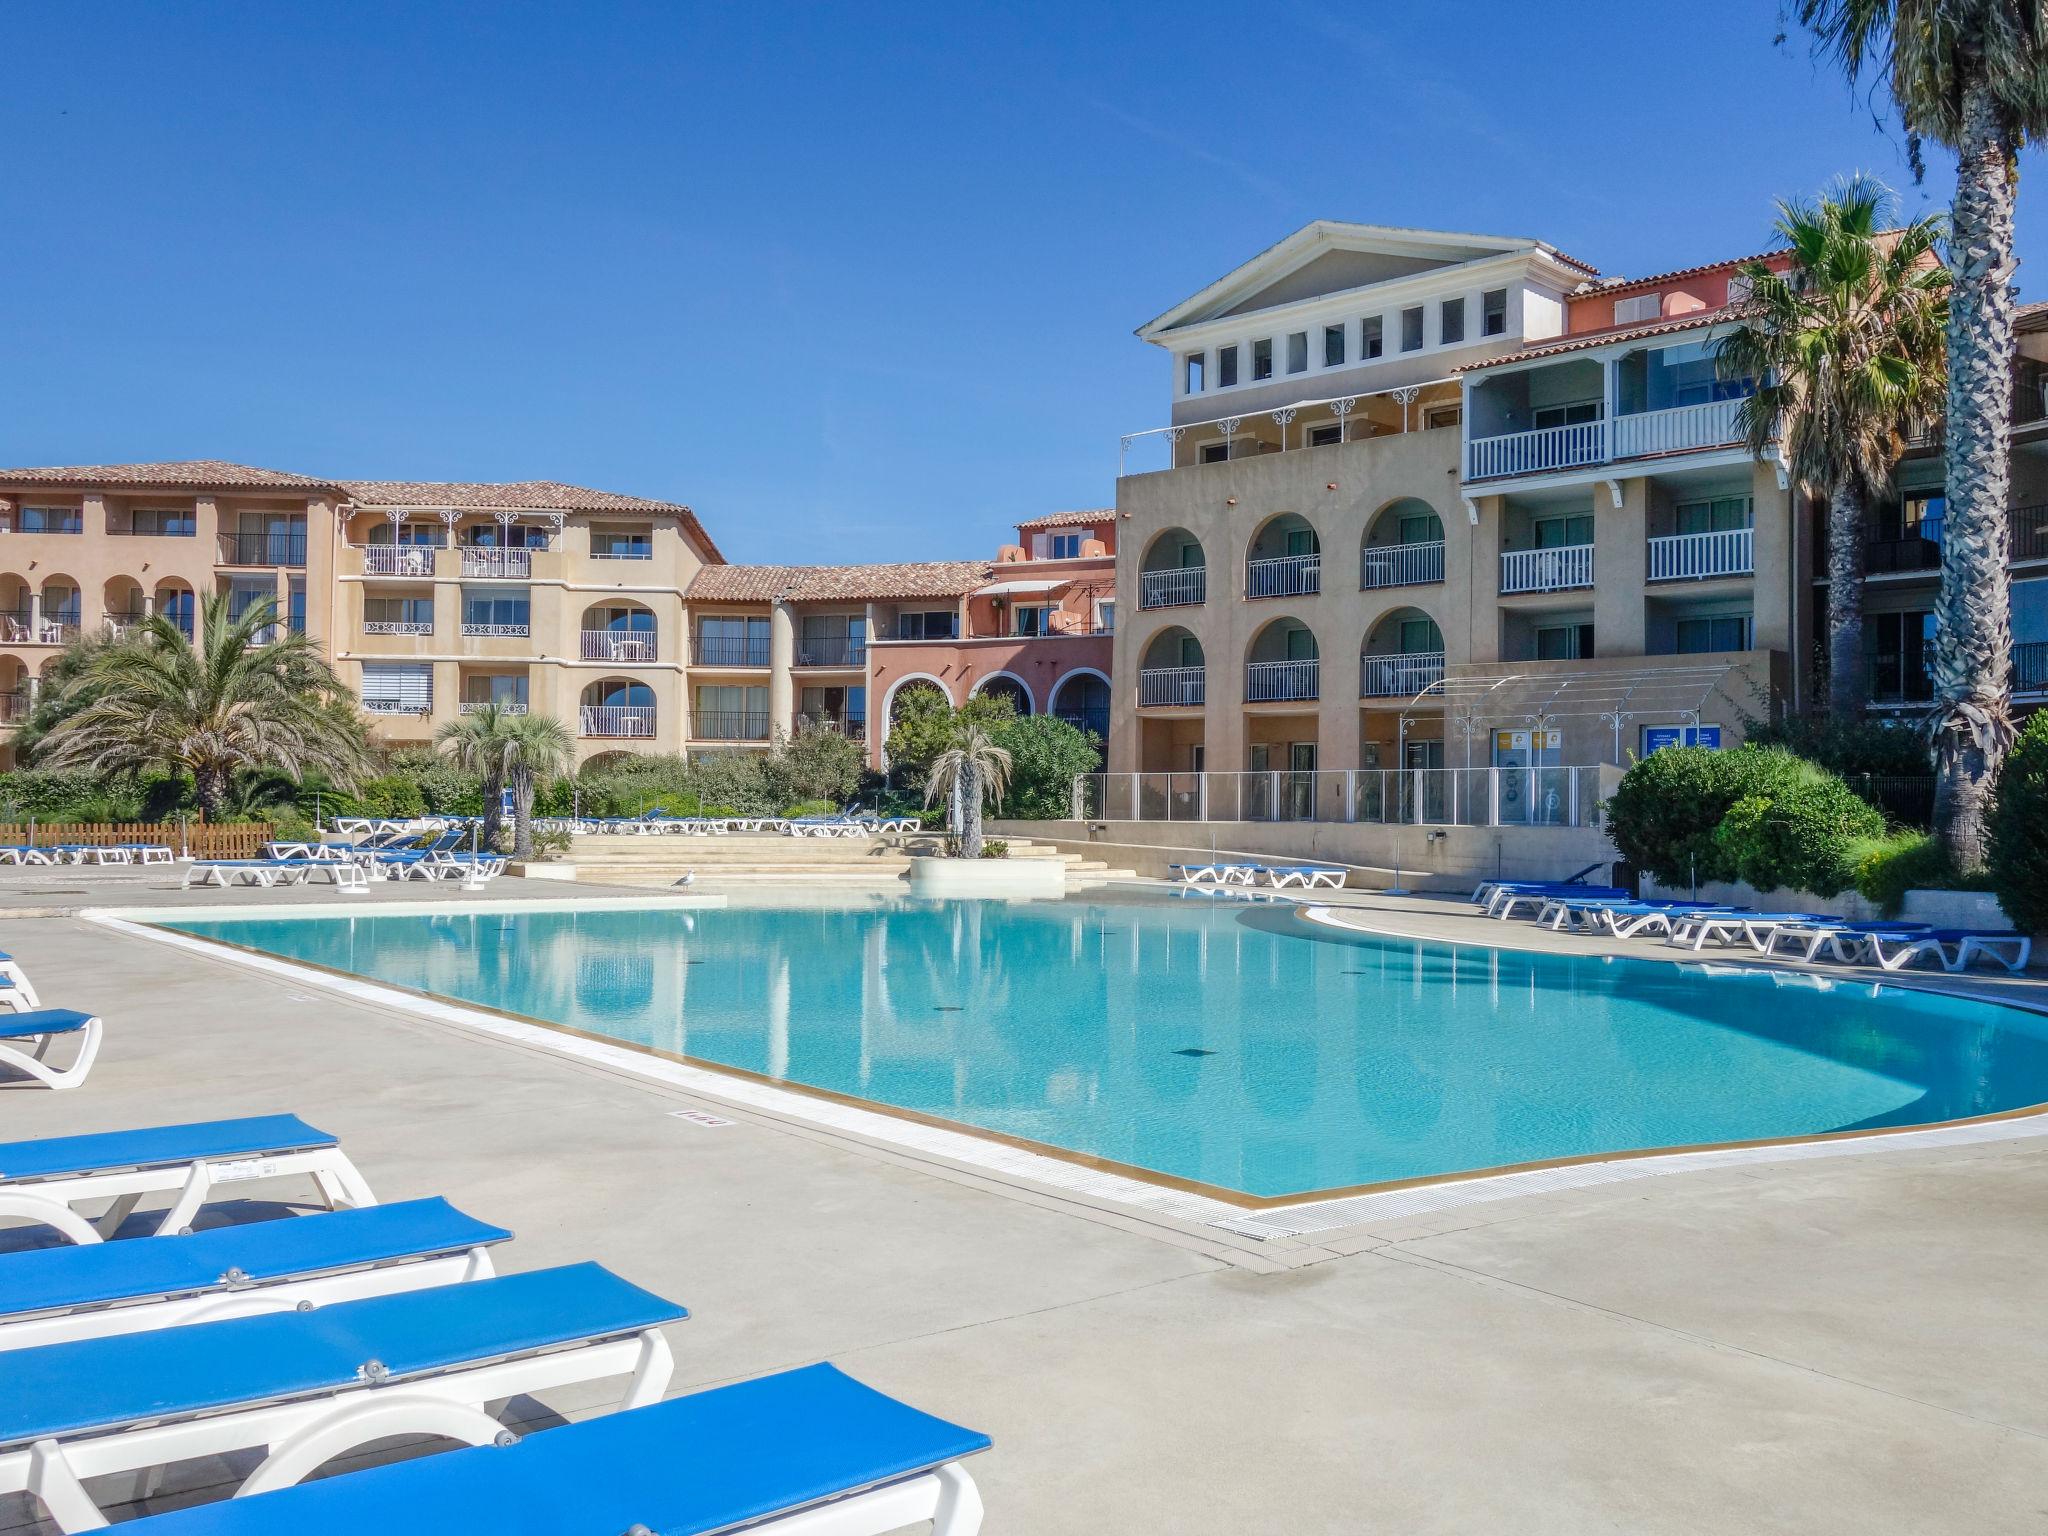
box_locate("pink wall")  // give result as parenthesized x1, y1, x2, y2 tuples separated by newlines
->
(867, 633, 1114, 767)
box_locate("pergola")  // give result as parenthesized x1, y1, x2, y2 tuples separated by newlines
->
(1398, 662, 1747, 767)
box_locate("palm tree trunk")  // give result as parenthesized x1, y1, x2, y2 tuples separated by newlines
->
(1824, 480, 1870, 717)
(961, 759, 983, 858)
(194, 764, 228, 823)
(511, 771, 536, 860)
(1933, 67, 2020, 872)
(480, 771, 505, 852)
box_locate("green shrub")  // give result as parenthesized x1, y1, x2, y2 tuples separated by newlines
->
(780, 798, 838, 818)
(384, 747, 481, 816)
(1989, 711, 2048, 933)
(979, 839, 1009, 860)
(1604, 745, 1813, 886)
(1712, 771, 1886, 897)
(1743, 711, 1933, 777)
(1847, 830, 1991, 915)
(992, 715, 1098, 819)
(354, 775, 427, 819)
(687, 751, 773, 815)
(763, 722, 864, 808)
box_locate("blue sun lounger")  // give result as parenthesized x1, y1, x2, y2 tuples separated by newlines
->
(0, 1262, 686, 1533)
(0, 1007, 102, 1091)
(0, 1197, 511, 1350)
(0, 948, 43, 1008)
(0, 1113, 377, 1246)
(1863, 927, 2033, 974)
(115, 1361, 990, 1536)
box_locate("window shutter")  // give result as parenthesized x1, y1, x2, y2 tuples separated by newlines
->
(361, 662, 432, 712)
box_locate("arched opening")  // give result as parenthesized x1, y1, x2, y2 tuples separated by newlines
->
(0, 655, 28, 725)
(103, 577, 144, 637)
(1243, 619, 1319, 817)
(0, 575, 32, 643)
(1049, 671, 1110, 741)
(1361, 499, 1447, 589)
(1244, 514, 1320, 599)
(581, 600, 657, 663)
(1138, 528, 1207, 609)
(1138, 627, 1204, 706)
(38, 576, 81, 642)
(1246, 618, 1318, 699)
(972, 672, 1033, 716)
(1361, 607, 1446, 697)
(579, 678, 655, 738)
(154, 582, 196, 641)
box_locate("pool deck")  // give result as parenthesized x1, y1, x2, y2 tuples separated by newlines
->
(4, 877, 2048, 1532)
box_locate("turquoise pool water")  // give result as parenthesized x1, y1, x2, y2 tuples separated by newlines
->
(161, 895, 2048, 1199)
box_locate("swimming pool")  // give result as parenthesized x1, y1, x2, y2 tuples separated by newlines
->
(159, 894, 2048, 1201)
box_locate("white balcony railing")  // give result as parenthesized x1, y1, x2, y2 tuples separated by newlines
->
(1501, 544, 1595, 594)
(1360, 651, 1446, 697)
(1612, 398, 1745, 459)
(1246, 553, 1320, 599)
(460, 547, 531, 579)
(363, 545, 438, 577)
(1359, 540, 1445, 589)
(362, 619, 434, 636)
(1138, 666, 1205, 707)
(581, 630, 658, 662)
(1246, 658, 1318, 702)
(580, 704, 656, 738)
(462, 622, 530, 638)
(460, 699, 529, 714)
(1648, 526, 1754, 581)
(1466, 420, 1606, 480)
(1139, 566, 1206, 608)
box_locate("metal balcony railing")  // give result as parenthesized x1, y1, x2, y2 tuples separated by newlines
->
(1138, 666, 1205, 707)
(580, 704, 657, 737)
(363, 544, 439, 577)
(691, 710, 769, 741)
(1648, 527, 1753, 581)
(1865, 534, 1942, 575)
(1360, 651, 1446, 697)
(1139, 567, 1206, 609)
(364, 697, 432, 716)
(803, 713, 867, 740)
(2017, 639, 2048, 693)
(460, 547, 532, 579)
(1466, 420, 1606, 479)
(796, 637, 867, 667)
(1501, 544, 1594, 594)
(581, 630, 658, 662)
(1359, 540, 1445, 589)
(218, 531, 307, 567)
(693, 636, 770, 667)
(1246, 552, 1320, 599)
(1055, 708, 1110, 739)
(1245, 658, 1318, 702)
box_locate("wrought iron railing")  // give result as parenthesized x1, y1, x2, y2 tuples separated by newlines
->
(694, 636, 770, 666)
(580, 704, 657, 737)
(218, 531, 307, 566)
(796, 637, 867, 667)
(1360, 651, 1446, 697)
(460, 547, 533, 579)
(363, 544, 439, 577)
(1360, 540, 1444, 589)
(1245, 658, 1318, 702)
(1246, 552, 1320, 599)
(1139, 566, 1206, 609)
(1076, 766, 1604, 828)
(581, 630, 658, 662)
(1138, 666, 1205, 707)
(690, 710, 769, 741)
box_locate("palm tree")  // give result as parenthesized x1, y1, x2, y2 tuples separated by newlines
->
(1716, 177, 1949, 716)
(500, 712, 573, 859)
(434, 704, 515, 851)
(38, 591, 369, 821)
(922, 722, 1012, 858)
(1794, 1, 2048, 863)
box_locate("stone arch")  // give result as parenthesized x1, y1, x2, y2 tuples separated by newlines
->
(971, 670, 1035, 715)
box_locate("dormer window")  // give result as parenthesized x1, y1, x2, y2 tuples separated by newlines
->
(1440, 298, 1466, 347)
(1286, 332, 1308, 374)
(1400, 307, 1424, 352)
(1218, 345, 1239, 388)
(1324, 325, 1346, 367)
(1483, 288, 1508, 337)
(1362, 316, 1384, 359)
(1183, 352, 1205, 393)
(1615, 293, 1662, 324)
(1252, 339, 1274, 381)
(1049, 533, 1082, 559)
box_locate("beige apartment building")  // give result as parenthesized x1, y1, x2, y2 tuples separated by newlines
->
(1107, 221, 2048, 828)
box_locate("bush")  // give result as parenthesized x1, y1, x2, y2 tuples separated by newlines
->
(354, 775, 427, 819)
(384, 747, 481, 816)
(780, 798, 838, 818)
(763, 722, 864, 809)
(1712, 771, 1886, 897)
(1847, 830, 1991, 915)
(1989, 711, 2048, 933)
(1604, 745, 1813, 886)
(1743, 711, 1933, 778)
(687, 751, 773, 815)
(979, 839, 1009, 859)
(992, 715, 1097, 819)
(883, 686, 1012, 791)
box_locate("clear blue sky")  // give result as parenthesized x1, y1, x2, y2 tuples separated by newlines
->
(2, 1, 2036, 563)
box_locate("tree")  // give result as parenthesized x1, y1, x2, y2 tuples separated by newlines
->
(38, 592, 368, 821)
(883, 685, 1014, 791)
(1794, 0, 2048, 864)
(764, 718, 864, 809)
(993, 714, 1100, 819)
(923, 722, 1012, 858)
(499, 712, 573, 859)
(434, 705, 516, 850)
(1716, 176, 1948, 715)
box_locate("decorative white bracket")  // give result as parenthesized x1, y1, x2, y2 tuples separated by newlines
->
(1462, 495, 1480, 527)
(1602, 478, 1624, 510)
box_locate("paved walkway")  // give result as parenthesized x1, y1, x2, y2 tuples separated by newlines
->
(2, 896, 2046, 1532)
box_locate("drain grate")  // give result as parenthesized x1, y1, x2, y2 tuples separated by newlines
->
(933, 1005, 964, 1012)
(1173, 1047, 1217, 1057)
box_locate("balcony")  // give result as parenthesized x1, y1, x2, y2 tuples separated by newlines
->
(795, 637, 867, 667)
(1648, 527, 1753, 582)
(1360, 540, 1445, 590)
(581, 704, 656, 738)
(589, 546, 653, 561)
(363, 544, 439, 577)
(1610, 398, 1744, 458)
(364, 698, 432, 717)
(1138, 666, 1205, 707)
(2017, 640, 2048, 693)
(691, 710, 769, 741)
(1465, 398, 1745, 481)
(1467, 421, 1606, 480)
(1056, 708, 1110, 739)
(1501, 544, 1594, 595)
(0, 690, 24, 724)
(1246, 659, 1318, 703)
(1246, 553, 1320, 600)
(461, 621, 530, 639)
(1140, 567, 1206, 609)
(363, 619, 434, 636)
(0, 611, 77, 645)
(1866, 534, 1942, 575)
(103, 610, 147, 639)
(460, 699, 529, 714)
(581, 630, 658, 663)
(219, 531, 307, 567)
(2016, 504, 2048, 562)
(460, 547, 531, 580)
(804, 713, 866, 741)
(1361, 651, 1446, 697)
(693, 637, 769, 667)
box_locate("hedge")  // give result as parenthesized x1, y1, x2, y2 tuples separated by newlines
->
(1604, 745, 1815, 886)
(1988, 711, 2048, 933)
(1712, 774, 1886, 898)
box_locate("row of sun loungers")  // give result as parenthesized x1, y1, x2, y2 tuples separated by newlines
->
(0, 948, 102, 1092)
(0, 843, 175, 866)
(1170, 862, 1349, 889)
(1475, 880, 2032, 975)
(566, 812, 922, 836)
(0, 1113, 993, 1533)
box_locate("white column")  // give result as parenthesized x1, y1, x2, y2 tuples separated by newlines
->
(768, 599, 796, 738)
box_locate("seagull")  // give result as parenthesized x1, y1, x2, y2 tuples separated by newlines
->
(672, 871, 695, 887)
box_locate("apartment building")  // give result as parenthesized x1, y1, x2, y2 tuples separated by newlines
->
(0, 460, 1116, 771)
(1109, 220, 2048, 824)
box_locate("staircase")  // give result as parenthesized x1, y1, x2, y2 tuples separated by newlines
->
(565, 831, 1134, 888)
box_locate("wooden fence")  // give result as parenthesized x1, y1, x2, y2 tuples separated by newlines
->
(0, 822, 275, 858)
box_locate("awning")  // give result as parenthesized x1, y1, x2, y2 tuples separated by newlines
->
(974, 577, 1070, 598)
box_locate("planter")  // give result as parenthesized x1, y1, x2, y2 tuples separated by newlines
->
(507, 862, 580, 881)
(1645, 876, 2015, 930)
(905, 856, 1065, 898)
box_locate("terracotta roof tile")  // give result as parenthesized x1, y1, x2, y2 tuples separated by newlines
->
(340, 480, 723, 563)
(1573, 250, 1783, 299)
(686, 560, 991, 604)
(0, 459, 339, 491)
(1460, 310, 1731, 372)
(1014, 508, 1114, 531)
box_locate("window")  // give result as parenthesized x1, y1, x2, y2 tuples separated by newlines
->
(1013, 604, 1054, 637)
(1397, 617, 1444, 653)
(1615, 293, 1662, 324)
(1531, 401, 1602, 431)
(1674, 496, 1753, 535)
(1397, 510, 1444, 544)
(1725, 273, 1754, 305)
(591, 525, 652, 559)
(1534, 513, 1595, 548)
(1674, 613, 1752, 653)
(694, 684, 769, 739)
(1323, 324, 1345, 368)
(698, 614, 772, 663)
(461, 522, 546, 549)
(465, 674, 529, 708)
(1049, 532, 1083, 559)
(798, 613, 865, 665)
(1184, 352, 1205, 393)
(896, 609, 958, 641)
(1252, 338, 1274, 381)
(363, 595, 433, 630)
(1901, 489, 1946, 543)
(1095, 600, 1115, 634)
(1217, 345, 1238, 388)
(462, 589, 531, 633)
(800, 684, 864, 730)
(1423, 404, 1462, 430)
(361, 662, 432, 715)
(1400, 307, 1424, 352)
(18, 506, 82, 534)
(370, 522, 446, 547)
(1869, 611, 1935, 702)
(1284, 625, 1315, 661)
(223, 580, 271, 627)
(1361, 316, 1384, 359)
(1482, 288, 1508, 337)
(129, 508, 195, 537)
(1199, 441, 1233, 464)
(1534, 622, 1594, 660)
(1286, 332, 1308, 374)
(1440, 297, 1466, 347)
(1307, 423, 1343, 448)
